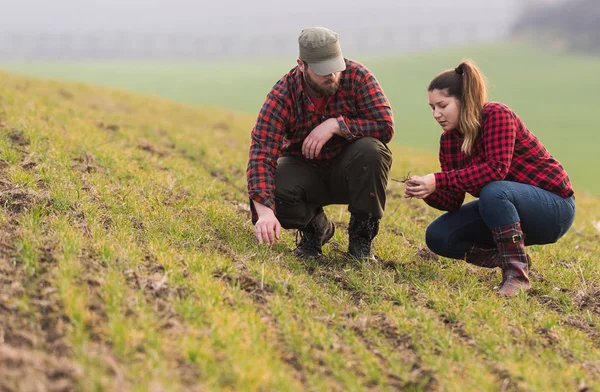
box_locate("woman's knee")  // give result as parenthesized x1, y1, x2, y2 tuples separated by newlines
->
(479, 181, 510, 203)
(425, 222, 451, 257)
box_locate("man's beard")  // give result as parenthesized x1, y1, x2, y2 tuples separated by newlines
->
(304, 72, 340, 97)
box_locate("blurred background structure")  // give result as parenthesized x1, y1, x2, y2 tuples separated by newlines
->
(2, 0, 596, 60)
(0, 0, 525, 60)
(513, 0, 600, 53)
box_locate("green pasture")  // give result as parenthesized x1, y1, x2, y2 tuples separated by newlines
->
(2, 43, 599, 194)
(1, 70, 599, 391)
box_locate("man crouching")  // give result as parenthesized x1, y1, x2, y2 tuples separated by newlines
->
(246, 26, 394, 261)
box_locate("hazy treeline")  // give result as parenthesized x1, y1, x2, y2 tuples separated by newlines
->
(0, 24, 504, 60)
(0, 0, 519, 60)
(512, 0, 600, 53)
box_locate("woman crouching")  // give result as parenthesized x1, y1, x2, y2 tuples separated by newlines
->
(404, 60, 575, 297)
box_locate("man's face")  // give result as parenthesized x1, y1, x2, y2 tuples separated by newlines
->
(298, 60, 342, 97)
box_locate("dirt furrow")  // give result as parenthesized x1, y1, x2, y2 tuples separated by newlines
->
(0, 180, 81, 391)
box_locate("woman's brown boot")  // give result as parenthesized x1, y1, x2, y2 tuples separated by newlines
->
(490, 223, 531, 297)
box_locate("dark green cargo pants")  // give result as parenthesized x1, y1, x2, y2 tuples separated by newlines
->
(274, 137, 392, 229)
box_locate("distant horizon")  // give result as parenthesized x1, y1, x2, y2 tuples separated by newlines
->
(0, 0, 529, 60)
(0, 0, 520, 35)
(0, 25, 508, 61)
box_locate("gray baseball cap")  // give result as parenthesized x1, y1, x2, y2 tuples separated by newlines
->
(298, 27, 346, 76)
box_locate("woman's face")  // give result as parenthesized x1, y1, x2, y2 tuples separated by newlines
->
(428, 88, 460, 132)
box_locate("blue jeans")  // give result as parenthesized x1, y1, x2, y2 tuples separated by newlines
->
(426, 181, 576, 259)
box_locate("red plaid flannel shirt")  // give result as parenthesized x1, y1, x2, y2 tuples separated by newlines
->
(424, 102, 574, 211)
(247, 59, 394, 220)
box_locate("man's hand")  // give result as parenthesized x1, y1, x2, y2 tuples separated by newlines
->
(404, 173, 436, 199)
(302, 118, 340, 159)
(253, 201, 282, 245)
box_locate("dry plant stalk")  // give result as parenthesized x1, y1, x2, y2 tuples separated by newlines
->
(392, 171, 415, 200)
(391, 171, 412, 184)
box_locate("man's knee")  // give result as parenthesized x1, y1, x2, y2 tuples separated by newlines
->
(351, 137, 392, 166)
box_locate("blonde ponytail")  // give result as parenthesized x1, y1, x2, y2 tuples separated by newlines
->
(456, 61, 487, 155)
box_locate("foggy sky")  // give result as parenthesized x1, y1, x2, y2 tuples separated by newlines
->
(1, 0, 522, 34)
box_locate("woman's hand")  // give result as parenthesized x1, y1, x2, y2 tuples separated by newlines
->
(404, 173, 436, 199)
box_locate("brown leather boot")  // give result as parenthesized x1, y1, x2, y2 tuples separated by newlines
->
(491, 223, 531, 297)
(496, 255, 532, 296)
(464, 244, 501, 269)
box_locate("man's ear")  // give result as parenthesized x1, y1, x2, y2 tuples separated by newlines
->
(297, 58, 305, 72)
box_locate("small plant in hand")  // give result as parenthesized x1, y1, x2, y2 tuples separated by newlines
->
(393, 171, 418, 199)
(392, 171, 413, 184)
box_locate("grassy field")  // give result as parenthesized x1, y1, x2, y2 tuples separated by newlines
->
(2, 43, 600, 195)
(1, 70, 600, 391)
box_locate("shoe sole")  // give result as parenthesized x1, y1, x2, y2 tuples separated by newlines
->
(496, 285, 532, 297)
